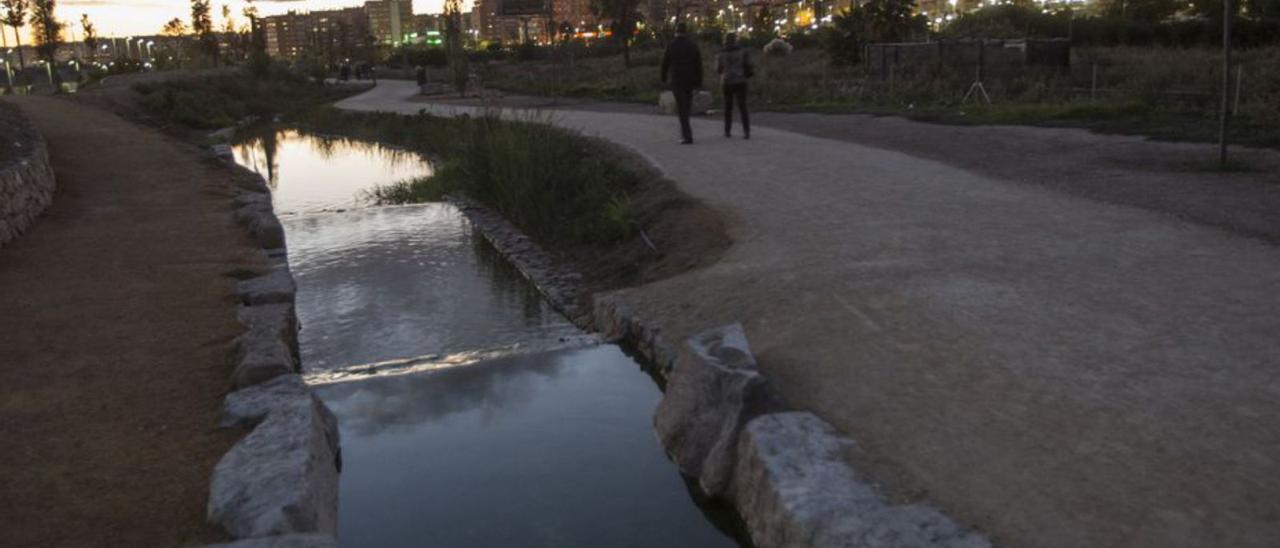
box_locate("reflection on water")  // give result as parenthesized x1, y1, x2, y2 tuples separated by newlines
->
(238, 129, 742, 548)
(232, 128, 431, 214)
(284, 205, 582, 371)
(316, 345, 739, 548)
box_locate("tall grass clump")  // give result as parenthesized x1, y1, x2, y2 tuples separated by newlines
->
(304, 108, 639, 244)
(443, 113, 638, 243)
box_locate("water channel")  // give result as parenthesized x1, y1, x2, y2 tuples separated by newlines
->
(233, 128, 743, 547)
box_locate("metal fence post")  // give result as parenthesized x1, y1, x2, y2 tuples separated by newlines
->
(1219, 0, 1233, 167)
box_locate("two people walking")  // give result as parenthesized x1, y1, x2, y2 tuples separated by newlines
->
(660, 24, 754, 144)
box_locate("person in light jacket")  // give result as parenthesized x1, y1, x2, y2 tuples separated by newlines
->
(716, 33, 753, 140)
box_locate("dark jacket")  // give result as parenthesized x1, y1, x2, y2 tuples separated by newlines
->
(661, 35, 703, 88)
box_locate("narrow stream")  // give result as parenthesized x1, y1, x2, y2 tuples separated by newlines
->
(233, 128, 743, 547)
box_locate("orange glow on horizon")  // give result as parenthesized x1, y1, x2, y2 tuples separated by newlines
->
(0, 0, 469, 45)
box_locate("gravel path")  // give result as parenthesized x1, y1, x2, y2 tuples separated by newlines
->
(341, 82, 1280, 548)
(0, 96, 267, 547)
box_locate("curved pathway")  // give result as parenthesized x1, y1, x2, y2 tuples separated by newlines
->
(0, 96, 265, 547)
(339, 81, 1280, 547)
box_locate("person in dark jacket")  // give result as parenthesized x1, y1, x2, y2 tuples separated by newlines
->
(716, 32, 752, 139)
(660, 23, 703, 144)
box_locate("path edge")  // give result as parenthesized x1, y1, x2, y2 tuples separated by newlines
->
(203, 150, 341, 547)
(451, 196, 991, 548)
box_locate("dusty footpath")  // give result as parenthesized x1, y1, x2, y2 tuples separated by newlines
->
(0, 96, 266, 546)
(347, 82, 1280, 547)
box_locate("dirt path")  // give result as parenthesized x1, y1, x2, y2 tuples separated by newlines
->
(346, 82, 1280, 547)
(0, 96, 267, 547)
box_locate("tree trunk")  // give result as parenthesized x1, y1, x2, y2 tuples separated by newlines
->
(621, 12, 631, 68)
(13, 27, 25, 68)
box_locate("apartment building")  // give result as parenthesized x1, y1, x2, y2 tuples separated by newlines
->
(263, 7, 369, 59)
(365, 0, 416, 45)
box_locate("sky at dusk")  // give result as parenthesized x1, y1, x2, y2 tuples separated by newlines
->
(0, 0, 469, 44)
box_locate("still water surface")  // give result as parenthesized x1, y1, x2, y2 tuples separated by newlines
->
(233, 128, 741, 547)
(234, 128, 430, 214)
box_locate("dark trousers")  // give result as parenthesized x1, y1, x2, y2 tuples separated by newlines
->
(672, 85, 694, 141)
(723, 83, 749, 136)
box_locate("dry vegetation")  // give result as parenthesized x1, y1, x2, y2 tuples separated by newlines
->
(481, 45, 1280, 147)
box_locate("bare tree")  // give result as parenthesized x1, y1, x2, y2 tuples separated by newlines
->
(2, 0, 28, 67)
(590, 0, 641, 67)
(191, 0, 217, 65)
(79, 12, 94, 53)
(221, 4, 235, 33)
(162, 17, 186, 37)
(443, 0, 468, 96)
(29, 0, 60, 65)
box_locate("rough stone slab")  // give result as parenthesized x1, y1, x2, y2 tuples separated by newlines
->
(654, 323, 786, 496)
(209, 375, 341, 539)
(235, 203, 287, 249)
(234, 190, 271, 209)
(222, 374, 310, 429)
(204, 533, 338, 548)
(232, 172, 269, 193)
(208, 127, 237, 143)
(733, 413, 990, 548)
(230, 329, 297, 389)
(238, 267, 297, 306)
(237, 303, 300, 364)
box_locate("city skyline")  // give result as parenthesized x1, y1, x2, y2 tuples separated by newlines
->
(0, 0, 473, 43)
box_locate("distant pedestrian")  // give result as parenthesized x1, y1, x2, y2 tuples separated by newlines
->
(369, 65, 377, 85)
(660, 23, 703, 145)
(717, 32, 753, 140)
(415, 65, 427, 86)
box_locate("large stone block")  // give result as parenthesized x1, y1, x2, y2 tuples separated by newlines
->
(238, 267, 298, 306)
(654, 323, 785, 496)
(230, 328, 298, 389)
(210, 375, 341, 539)
(238, 303, 300, 364)
(733, 413, 990, 548)
(235, 203, 287, 249)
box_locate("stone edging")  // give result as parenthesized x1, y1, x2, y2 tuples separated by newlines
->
(447, 196, 592, 326)
(454, 198, 990, 548)
(0, 108, 55, 247)
(203, 155, 341, 547)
